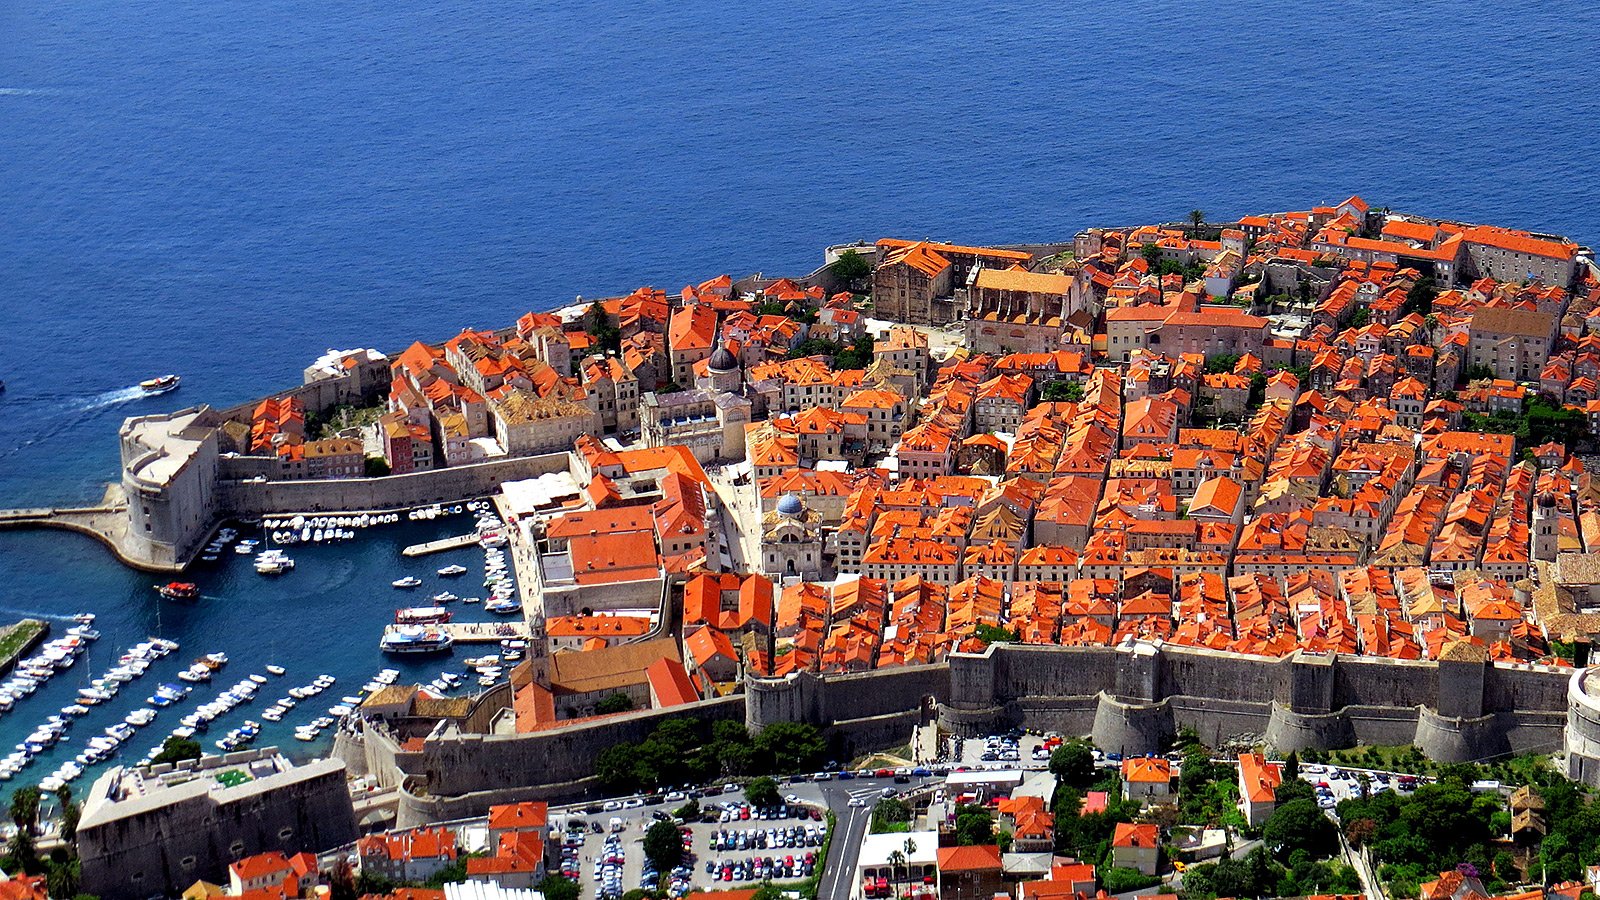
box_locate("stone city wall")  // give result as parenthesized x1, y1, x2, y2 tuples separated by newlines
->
(374, 642, 1576, 829)
(217, 450, 573, 516)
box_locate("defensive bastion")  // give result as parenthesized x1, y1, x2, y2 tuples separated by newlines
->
(352, 640, 1572, 827)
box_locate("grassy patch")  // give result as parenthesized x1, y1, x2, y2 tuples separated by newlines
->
(0, 620, 44, 667)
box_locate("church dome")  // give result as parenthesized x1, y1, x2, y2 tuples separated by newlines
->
(777, 493, 804, 517)
(708, 346, 738, 372)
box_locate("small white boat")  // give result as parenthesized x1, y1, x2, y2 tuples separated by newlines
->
(392, 576, 423, 589)
(437, 564, 468, 577)
(265, 665, 286, 676)
(139, 374, 181, 395)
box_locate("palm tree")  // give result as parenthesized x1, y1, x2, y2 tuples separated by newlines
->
(1188, 209, 1206, 232)
(10, 786, 39, 831)
(902, 839, 919, 897)
(886, 849, 906, 900)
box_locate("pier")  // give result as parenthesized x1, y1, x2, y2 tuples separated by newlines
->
(440, 622, 529, 644)
(400, 533, 480, 557)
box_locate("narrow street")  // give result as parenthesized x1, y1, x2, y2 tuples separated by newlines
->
(707, 463, 762, 575)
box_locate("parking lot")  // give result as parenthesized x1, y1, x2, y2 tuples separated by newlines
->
(1299, 763, 1423, 811)
(546, 767, 952, 900)
(553, 789, 831, 897)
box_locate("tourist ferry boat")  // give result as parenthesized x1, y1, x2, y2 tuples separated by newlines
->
(395, 606, 452, 625)
(379, 625, 454, 655)
(139, 375, 181, 395)
(155, 581, 200, 601)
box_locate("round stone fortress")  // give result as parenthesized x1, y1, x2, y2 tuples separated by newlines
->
(1565, 665, 1600, 784)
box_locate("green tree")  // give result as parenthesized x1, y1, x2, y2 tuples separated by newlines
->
(151, 736, 202, 766)
(1141, 244, 1162, 267)
(55, 785, 79, 847)
(753, 721, 827, 773)
(44, 856, 78, 896)
(1041, 381, 1085, 403)
(585, 301, 622, 355)
(872, 798, 912, 833)
(1102, 866, 1163, 894)
(1262, 798, 1338, 861)
(595, 741, 644, 792)
(596, 693, 634, 714)
(363, 456, 391, 477)
(9, 787, 39, 831)
(954, 804, 995, 845)
(1283, 751, 1300, 782)
(1189, 209, 1207, 231)
(355, 871, 396, 895)
(830, 249, 871, 285)
(1049, 742, 1096, 790)
(972, 623, 1019, 646)
(424, 857, 470, 888)
(834, 334, 876, 370)
(6, 827, 38, 876)
(1404, 275, 1438, 317)
(745, 776, 781, 809)
(538, 875, 582, 900)
(643, 820, 684, 871)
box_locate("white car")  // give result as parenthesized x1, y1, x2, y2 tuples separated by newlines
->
(603, 800, 622, 811)
(665, 791, 686, 802)
(847, 797, 866, 807)
(622, 798, 644, 809)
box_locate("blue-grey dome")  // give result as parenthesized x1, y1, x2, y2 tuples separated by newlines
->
(777, 493, 804, 516)
(708, 346, 738, 372)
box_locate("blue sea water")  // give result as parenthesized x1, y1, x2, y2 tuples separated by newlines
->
(1, 0, 1599, 793)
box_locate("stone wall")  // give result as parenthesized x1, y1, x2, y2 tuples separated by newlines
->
(217, 450, 573, 516)
(78, 757, 357, 900)
(375, 643, 1578, 830)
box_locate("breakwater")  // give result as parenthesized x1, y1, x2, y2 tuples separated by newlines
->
(0, 619, 49, 678)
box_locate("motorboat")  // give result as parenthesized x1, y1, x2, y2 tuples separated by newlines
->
(392, 576, 423, 589)
(265, 665, 286, 676)
(255, 550, 294, 575)
(139, 375, 181, 395)
(437, 564, 468, 577)
(396, 607, 452, 626)
(379, 625, 454, 655)
(156, 581, 201, 601)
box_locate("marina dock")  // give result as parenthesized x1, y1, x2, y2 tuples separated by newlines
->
(440, 622, 530, 644)
(401, 533, 480, 557)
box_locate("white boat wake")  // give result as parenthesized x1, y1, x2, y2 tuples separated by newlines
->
(73, 386, 146, 411)
(0, 607, 87, 623)
(0, 385, 148, 460)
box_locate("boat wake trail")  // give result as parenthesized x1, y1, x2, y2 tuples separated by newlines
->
(0, 607, 85, 623)
(0, 386, 146, 461)
(73, 386, 146, 412)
